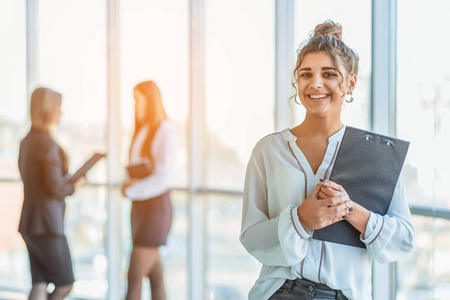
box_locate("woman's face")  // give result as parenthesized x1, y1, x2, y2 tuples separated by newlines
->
(48, 105, 62, 135)
(134, 89, 147, 123)
(52, 105, 62, 125)
(297, 51, 356, 117)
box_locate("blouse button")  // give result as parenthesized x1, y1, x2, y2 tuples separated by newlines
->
(308, 285, 314, 292)
(365, 136, 370, 140)
(386, 142, 391, 145)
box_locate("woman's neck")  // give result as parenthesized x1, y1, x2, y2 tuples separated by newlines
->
(31, 125, 52, 135)
(294, 113, 343, 138)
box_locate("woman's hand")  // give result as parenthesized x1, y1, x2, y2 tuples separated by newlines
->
(297, 180, 354, 230)
(74, 175, 88, 190)
(121, 178, 140, 197)
(317, 179, 370, 234)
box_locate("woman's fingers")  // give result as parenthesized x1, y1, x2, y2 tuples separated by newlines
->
(312, 204, 353, 228)
(317, 184, 350, 205)
(318, 185, 339, 197)
(323, 194, 351, 206)
(309, 183, 325, 200)
(319, 200, 354, 227)
(301, 182, 355, 229)
(318, 180, 350, 203)
(74, 175, 88, 189)
(320, 179, 343, 192)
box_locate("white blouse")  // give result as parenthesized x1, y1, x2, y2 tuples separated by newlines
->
(124, 120, 178, 201)
(240, 126, 414, 300)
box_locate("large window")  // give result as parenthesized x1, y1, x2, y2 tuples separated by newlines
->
(205, 0, 275, 191)
(7, 1, 450, 300)
(0, 0, 29, 297)
(120, 0, 189, 298)
(204, 0, 274, 298)
(397, 0, 450, 209)
(37, 0, 108, 298)
(396, 1, 450, 298)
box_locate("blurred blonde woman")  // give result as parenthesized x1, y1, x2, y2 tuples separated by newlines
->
(18, 87, 85, 300)
(122, 81, 178, 300)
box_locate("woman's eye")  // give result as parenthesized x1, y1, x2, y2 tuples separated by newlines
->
(299, 73, 311, 78)
(324, 72, 337, 78)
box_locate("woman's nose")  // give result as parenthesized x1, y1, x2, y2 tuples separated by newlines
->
(310, 75, 323, 89)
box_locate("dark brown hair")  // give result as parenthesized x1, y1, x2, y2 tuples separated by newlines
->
(292, 20, 359, 99)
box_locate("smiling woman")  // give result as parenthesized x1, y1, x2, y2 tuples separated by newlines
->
(291, 21, 358, 176)
(240, 20, 414, 300)
(296, 52, 357, 121)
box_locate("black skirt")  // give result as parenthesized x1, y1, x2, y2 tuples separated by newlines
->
(131, 190, 173, 247)
(22, 234, 74, 286)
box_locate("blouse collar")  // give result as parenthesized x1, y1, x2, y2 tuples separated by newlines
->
(280, 125, 347, 145)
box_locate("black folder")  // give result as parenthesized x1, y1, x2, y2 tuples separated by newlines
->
(67, 153, 106, 184)
(127, 158, 153, 179)
(312, 127, 410, 248)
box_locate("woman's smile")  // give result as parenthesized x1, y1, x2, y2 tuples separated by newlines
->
(308, 93, 329, 101)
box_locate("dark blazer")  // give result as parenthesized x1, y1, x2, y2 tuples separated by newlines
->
(18, 127, 75, 236)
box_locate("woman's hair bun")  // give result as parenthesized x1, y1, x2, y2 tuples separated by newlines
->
(312, 20, 343, 41)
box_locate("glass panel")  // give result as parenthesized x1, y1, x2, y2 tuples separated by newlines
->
(65, 185, 108, 299)
(121, 190, 189, 300)
(206, 193, 260, 300)
(295, 0, 372, 129)
(397, 215, 450, 300)
(120, 1, 189, 298)
(0, 1, 28, 297)
(120, 0, 189, 188)
(397, 3, 450, 299)
(0, 182, 28, 296)
(205, 0, 275, 191)
(0, 0, 27, 180)
(397, 0, 450, 209)
(162, 190, 189, 300)
(38, 0, 108, 183)
(38, 1, 108, 298)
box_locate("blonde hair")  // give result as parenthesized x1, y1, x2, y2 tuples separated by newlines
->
(30, 87, 62, 132)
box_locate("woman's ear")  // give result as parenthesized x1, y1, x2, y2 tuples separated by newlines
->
(348, 74, 357, 92)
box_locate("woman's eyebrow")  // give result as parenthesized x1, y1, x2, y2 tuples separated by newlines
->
(299, 66, 337, 71)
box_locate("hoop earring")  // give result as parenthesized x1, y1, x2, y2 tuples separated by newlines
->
(345, 92, 354, 103)
(294, 94, 302, 105)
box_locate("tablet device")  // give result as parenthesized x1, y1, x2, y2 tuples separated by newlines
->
(68, 153, 106, 184)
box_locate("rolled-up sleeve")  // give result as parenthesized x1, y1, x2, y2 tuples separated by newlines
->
(240, 148, 310, 267)
(362, 178, 415, 263)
